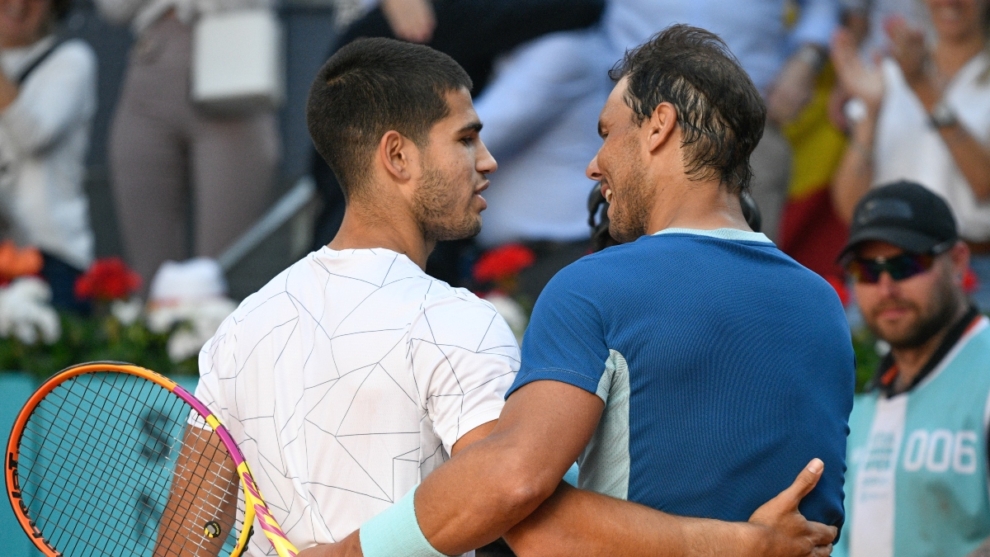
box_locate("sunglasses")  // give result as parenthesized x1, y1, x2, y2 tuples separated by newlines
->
(845, 252, 941, 284)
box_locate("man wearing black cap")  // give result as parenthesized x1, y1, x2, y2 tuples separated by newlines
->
(836, 180, 990, 556)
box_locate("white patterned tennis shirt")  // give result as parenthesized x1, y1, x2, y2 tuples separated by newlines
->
(196, 247, 519, 556)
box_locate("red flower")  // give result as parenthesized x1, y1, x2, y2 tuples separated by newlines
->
(963, 267, 980, 295)
(74, 257, 142, 301)
(825, 274, 850, 307)
(473, 244, 536, 283)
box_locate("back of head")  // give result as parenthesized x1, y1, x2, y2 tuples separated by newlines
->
(610, 24, 766, 192)
(306, 38, 472, 200)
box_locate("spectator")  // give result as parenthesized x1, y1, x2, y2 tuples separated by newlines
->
(472, 28, 612, 298)
(0, 0, 97, 312)
(96, 0, 280, 287)
(836, 181, 990, 556)
(831, 0, 990, 307)
(602, 0, 840, 241)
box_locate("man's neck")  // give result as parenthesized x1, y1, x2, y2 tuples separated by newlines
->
(889, 302, 971, 393)
(328, 204, 434, 270)
(645, 177, 751, 234)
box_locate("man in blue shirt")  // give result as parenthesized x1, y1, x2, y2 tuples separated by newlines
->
(605, 0, 839, 242)
(302, 25, 851, 557)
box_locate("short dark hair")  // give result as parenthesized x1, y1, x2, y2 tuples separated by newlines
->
(306, 38, 472, 198)
(609, 24, 766, 192)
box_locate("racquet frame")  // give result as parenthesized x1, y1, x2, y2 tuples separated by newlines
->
(5, 362, 299, 557)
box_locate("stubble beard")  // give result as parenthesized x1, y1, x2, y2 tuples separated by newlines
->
(608, 164, 652, 244)
(414, 166, 482, 242)
(867, 277, 962, 350)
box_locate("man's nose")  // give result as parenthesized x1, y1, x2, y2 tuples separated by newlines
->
(477, 139, 497, 174)
(876, 271, 900, 296)
(586, 155, 601, 181)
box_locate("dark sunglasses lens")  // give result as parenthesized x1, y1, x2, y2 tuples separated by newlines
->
(846, 254, 934, 283)
(846, 260, 878, 283)
(886, 254, 929, 280)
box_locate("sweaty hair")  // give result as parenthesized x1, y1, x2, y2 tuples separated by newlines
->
(306, 38, 472, 199)
(609, 24, 766, 193)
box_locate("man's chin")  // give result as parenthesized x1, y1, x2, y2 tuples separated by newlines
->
(871, 321, 929, 350)
(429, 218, 482, 242)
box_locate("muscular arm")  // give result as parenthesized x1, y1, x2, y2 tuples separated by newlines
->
(310, 381, 835, 557)
(504, 467, 832, 557)
(153, 425, 239, 557)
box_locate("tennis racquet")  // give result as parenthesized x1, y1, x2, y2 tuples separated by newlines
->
(5, 361, 299, 557)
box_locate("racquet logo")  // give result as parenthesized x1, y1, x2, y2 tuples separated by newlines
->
(6, 453, 61, 556)
(7, 452, 20, 497)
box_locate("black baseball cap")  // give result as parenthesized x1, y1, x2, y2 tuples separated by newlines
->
(838, 180, 958, 262)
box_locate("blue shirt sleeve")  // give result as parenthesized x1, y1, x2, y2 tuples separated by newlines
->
(505, 263, 611, 398)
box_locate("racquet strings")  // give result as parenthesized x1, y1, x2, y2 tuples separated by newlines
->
(15, 371, 246, 556)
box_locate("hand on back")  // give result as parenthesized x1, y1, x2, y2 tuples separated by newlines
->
(747, 459, 837, 557)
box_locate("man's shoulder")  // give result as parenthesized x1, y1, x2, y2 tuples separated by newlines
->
(415, 284, 518, 347)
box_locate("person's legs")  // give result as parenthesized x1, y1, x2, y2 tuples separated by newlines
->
(190, 111, 279, 258)
(109, 17, 192, 285)
(40, 252, 89, 314)
(747, 125, 792, 241)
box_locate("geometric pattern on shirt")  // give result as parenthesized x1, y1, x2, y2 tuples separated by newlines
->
(195, 248, 519, 556)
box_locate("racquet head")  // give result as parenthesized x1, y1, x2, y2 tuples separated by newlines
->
(5, 362, 298, 557)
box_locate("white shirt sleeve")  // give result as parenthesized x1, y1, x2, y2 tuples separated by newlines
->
(190, 322, 228, 429)
(0, 42, 96, 156)
(410, 294, 520, 454)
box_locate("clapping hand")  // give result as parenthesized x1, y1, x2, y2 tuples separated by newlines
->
(381, 0, 436, 44)
(830, 26, 884, 113)
(884, 16, 928, 87)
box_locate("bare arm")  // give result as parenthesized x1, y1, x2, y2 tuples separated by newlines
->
(504, 462, 834, 557)
(153, 424, 239, 557)
(829, 27, 883, 223)
(303, 381, 835, 557)
(886, 18, 990, 202)
(766, 44, 826, 126)
(831, 105, 879, 223)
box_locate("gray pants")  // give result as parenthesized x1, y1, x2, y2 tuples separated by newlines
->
(109, 15, 280, 285)
(748, 124, 792, 241)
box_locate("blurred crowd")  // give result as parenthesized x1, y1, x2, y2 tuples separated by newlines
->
(0, 0, 986, 314)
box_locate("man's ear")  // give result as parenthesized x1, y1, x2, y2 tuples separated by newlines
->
(378, 130, 419, 182)
(949, 240, 971, 281)
(646, 102, 679, 153)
